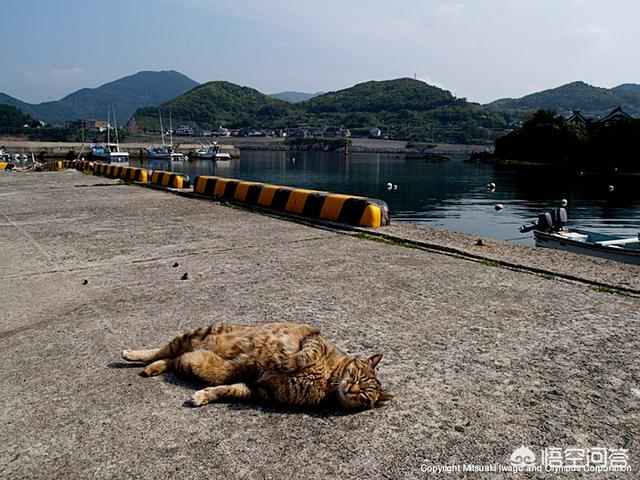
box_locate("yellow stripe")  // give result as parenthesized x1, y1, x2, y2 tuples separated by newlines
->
(174, 176, 183, 189)
(285, 189, 314, 214)
(0, 162, 7, 171)
(162, 174, 171, 187)
(257, 185, 279, 206)
(195, 176, 208, 193)
(359, 204, 382, 228)
(234, 181, 258, 201)
(138, 169, 148, 183)
(319, 194, 351, 221)
(213, 178, 231, 197)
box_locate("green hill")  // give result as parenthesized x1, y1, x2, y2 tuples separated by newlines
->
(485, 81, 640, 117)
(0, 70, 199, 126)
(133, 77, 512, 143)
(134, 81, 297, 130)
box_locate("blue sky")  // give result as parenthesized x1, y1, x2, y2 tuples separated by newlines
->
(1, 0, 639, 104)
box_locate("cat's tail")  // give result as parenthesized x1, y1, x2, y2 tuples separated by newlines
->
(122, 324, 233, 363)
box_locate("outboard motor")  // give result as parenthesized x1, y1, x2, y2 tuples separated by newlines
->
(520, 207, 567, 233)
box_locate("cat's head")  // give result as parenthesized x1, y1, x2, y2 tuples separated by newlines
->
(337, 353, 394, 410)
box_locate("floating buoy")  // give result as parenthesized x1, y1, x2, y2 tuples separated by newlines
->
(495, 203, 504, 211)
(487, 182, 496, 190)
(393, 184, 398, 190)
(560, 199, 568, 207)
(608, 185, 614, 192)
(386, 182, 393, 190)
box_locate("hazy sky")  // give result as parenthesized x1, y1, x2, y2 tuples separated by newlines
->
(1, 0, 638, 104)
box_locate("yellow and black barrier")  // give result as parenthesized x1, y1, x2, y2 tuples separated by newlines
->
(150, 171, 190, 189)
(193, 175, 390, 228)
(43, 161, 63, 171)
(91, 163, 149, 182)
(0, 162, 10, 171)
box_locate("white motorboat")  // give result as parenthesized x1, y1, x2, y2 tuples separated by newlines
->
(521, 208, 640, 265)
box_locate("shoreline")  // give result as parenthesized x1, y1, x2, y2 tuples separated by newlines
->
(0, 137, 490, 157)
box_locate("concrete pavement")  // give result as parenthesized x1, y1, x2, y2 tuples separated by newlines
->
(1, 171, 638, 479)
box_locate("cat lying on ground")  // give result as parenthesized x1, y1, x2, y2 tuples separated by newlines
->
(122, 322, 393, 410)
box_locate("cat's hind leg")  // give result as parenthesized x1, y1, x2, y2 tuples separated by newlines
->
(174, 349, 236, 385)
(121, 325, 219, 364)
(191, 383, 252, 407)
(121, 348, 161, 363)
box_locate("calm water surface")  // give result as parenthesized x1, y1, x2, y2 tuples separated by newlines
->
(132, 151, 640, 245)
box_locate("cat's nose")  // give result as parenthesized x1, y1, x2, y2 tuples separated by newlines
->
(348, 384, 360, 394)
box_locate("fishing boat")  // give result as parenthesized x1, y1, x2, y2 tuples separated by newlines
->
(145, 109, 187, 161)
(90, 106, 129, 163)
(193, 142, 231, 160)
(520, 208, 640, 265)
(146, 147, 187, 162)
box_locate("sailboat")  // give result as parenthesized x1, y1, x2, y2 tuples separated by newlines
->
(90, 106, 130, 163)
(146, 109, 187, 161)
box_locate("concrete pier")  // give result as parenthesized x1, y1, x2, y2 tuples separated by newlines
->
(1, 171, 638, 479)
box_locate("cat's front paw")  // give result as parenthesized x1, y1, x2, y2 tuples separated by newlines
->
(143, 360, 168, 377)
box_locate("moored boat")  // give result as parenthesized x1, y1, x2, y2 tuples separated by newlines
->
(91, 106, 129, 163)
(520, 208, 640, 265)
(193, 142, 231, 160)
(146, 109, 188, 161)
(91, 143, 130, 163)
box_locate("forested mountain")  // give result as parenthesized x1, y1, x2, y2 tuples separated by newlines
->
(133, 78, 513, 143)
(0, 71, 199, 126)
(485, 81, 640, 117)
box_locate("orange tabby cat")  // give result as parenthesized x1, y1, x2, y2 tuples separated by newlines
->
(122, 322, 393, 410)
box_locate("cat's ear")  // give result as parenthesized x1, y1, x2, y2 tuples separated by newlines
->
(367, 353, 383, 369)
(379, 390, 395, 402)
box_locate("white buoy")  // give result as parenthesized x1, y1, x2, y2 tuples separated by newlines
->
(386, 182, 393, 190)
(487, 182, 496, 190)
(561, 199, 568, 207)
(608, 185, 614, 192)
(495, 203, 504, 211)
(393, 184, 398, 190)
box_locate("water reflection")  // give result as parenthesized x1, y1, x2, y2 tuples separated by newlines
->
(131, 151, 640, 244)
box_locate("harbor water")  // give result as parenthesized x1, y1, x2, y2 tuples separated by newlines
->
(131, 150, 640, 245)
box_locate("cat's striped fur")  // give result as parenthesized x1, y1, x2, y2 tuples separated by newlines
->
(122, 322, 393, 409)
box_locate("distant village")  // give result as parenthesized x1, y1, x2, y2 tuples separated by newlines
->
(54, 106, 638, 143)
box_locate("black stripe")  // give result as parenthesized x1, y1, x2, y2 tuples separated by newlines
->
(223, 180, 239, 199)
(271, 188, 293, 211)
(245, 184, 263, 204)
(337, 197, 369, 226)
(302, 193, 328, 218)
(205, 177, 217, 196)
(180, 175, 190, 188)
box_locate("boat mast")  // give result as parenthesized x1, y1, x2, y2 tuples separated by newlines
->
(159, 108, 165, 147)
(113, 105, 120, 149)
(169, 109, 173, 149)
(107, 106, 111, 145)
